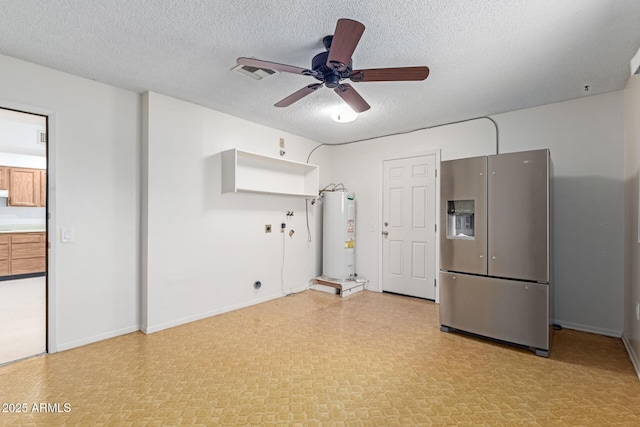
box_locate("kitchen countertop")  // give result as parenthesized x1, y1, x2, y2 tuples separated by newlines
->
(0, 225, 46, 233)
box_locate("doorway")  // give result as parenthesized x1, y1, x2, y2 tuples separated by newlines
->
(381, 154, 437, 300)
(0, 108, 47, 365)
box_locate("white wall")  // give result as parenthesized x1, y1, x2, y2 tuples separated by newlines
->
(328, 92, 625, 336)
(624, 74, 640, 375)
(0, 153, 46, 169)
(0, 54, 140, 351)
(494, 92, 624, 335)
(325, 118, 498, 298)
(0, 109, 46, 157)
(0, 51, 626, 352)
(142, 92, 330, 333)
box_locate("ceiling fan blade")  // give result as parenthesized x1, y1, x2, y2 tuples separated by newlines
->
(237, 57, 317, 76)
(274, 83, 323, 107)
(326, 19, 365, 71)
(349, 66, 430, 82)
(334, 83, 370, 113)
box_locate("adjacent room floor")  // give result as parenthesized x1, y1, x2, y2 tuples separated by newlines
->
(0, 276, 46, 365)
(1, 290, 639, 425)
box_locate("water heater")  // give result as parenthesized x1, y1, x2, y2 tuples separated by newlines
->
(322, 191, 356, 280)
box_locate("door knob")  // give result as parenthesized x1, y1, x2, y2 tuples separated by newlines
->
(382, 231, 389, 236)
(384, 222, 389, 227)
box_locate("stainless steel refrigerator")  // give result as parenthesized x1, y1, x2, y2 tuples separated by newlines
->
(439, 149, 551, 357)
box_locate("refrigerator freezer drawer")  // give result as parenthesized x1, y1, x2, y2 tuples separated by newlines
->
(439, 271, 549, 351)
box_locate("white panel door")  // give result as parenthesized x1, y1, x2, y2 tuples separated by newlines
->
(382, 155, 437, 299)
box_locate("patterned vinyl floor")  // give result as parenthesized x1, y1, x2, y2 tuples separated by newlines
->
(1, 290, 640, 426)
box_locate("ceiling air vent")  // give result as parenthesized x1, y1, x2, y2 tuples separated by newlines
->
(232, 63, 276, 80)
(37, 130, 47, 145)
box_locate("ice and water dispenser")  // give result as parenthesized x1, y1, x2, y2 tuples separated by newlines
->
(446, 200, 475, 239)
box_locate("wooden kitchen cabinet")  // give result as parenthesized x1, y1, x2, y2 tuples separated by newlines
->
(0, 166, 46, 207)
(0, 232, 46, 277)
(9, 232, 46, 275)
(0, 234, 9, 276)
(0, 167, 8, 190)
(39, 169, 46, 207)
(8, 168, 41, 207)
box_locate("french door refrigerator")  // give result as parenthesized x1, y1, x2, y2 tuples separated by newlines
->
(439, 149, 551, 357)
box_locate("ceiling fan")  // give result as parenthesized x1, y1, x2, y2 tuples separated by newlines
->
(236, 18, 429, 114)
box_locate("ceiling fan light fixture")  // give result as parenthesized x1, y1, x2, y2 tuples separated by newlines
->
(331, 103, 358, 123)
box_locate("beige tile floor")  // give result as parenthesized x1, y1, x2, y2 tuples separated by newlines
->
(1, 290, 640, 426)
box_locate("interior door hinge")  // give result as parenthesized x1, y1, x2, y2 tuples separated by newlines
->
(434, 278, 437, 287)
(434, 224, 437, 232)
(435, 169, 438, 178)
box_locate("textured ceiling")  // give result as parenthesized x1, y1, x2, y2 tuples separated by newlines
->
(1, 0, 639, 144)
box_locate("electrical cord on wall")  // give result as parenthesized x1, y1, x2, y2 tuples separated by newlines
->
(282, 212, 302, 296)
(305, 116, 500, 163)
(302, 116, 499, 289)
(304, 118, 499, 241)
(281, 225, 287, 295)
(305, 198, 313, 243)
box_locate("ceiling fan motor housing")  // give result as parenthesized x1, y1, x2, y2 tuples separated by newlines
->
(311, 51, 352, 88)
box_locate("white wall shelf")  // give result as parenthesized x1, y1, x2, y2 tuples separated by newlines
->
(221, 149, 319, 197)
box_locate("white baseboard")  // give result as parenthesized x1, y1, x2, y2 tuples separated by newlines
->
(55, 325, 140, 352)
(622, 335, 640, 381)
(56, 286, 312, 351)
(552, 319, 621, 337)
(287, 284, 310, 295)
(57, 288, 312, 350)
(142, 292, 289, 334)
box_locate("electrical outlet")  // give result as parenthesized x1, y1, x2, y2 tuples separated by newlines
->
(265, 224, 272, 233)
(279, 137, 285, 148)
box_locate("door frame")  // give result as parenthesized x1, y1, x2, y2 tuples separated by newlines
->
(0, 98, 58, 353)
(378, 149, 441, 303)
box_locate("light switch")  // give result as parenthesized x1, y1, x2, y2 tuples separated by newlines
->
(61, 227, 74, 243)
